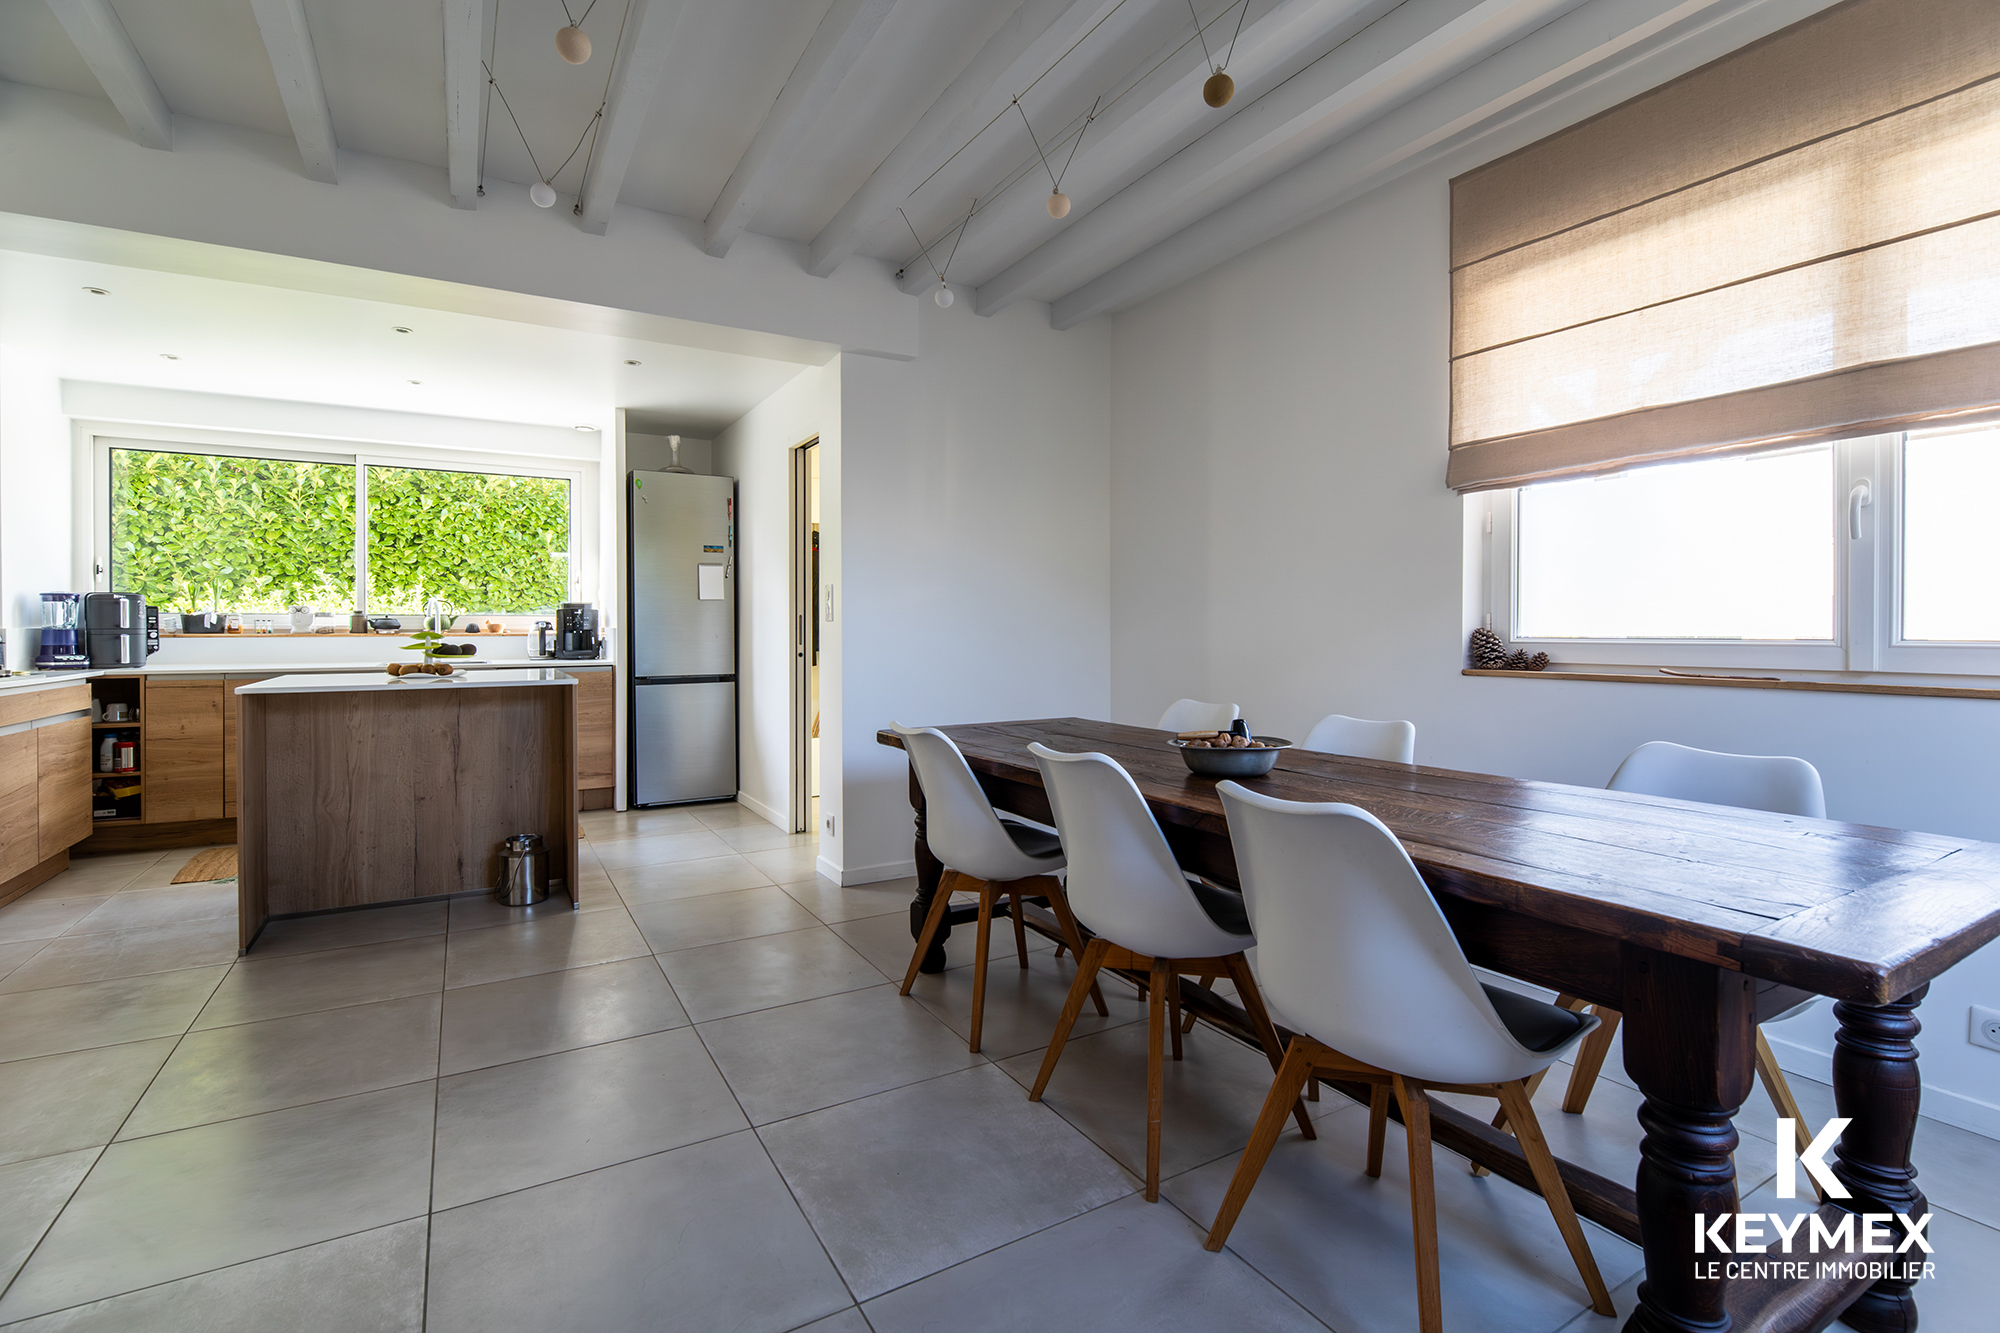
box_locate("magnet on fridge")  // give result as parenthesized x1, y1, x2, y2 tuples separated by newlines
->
(697, 563, 725, 600)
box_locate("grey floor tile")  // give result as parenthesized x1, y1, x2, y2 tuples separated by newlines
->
(758, 1063, 1137, 1300)
(0, 1150, 98, 1294)
(628, 885, 822, 953)
(611, 854, 775, 905)
(1553, 1269, 1644, 1331)
(432, 1027, 747, 1208)
(902, 948, 1143, 1061)
(715, 824, 815, 854)
(863, 1193, 1327, 1332)
(0, 1083, 436, 1323)
(0, 897, 115, 946)
(0, 968, 227, 1062)
(247, 901, 447, 958)
(659, 926, 887, 1023)
(426, 1132, 850, 1333)
(121, 993, 442, 1139)
(579, 808, 708, 842)
(0, 1218, 428, 1333)
(446, 892, 618, 933)
(1160, 1100, 1643, 1333)
(789, 1310, 871, 1333)
(1907, 1111, 2000, 1231)
(0, 917, 238, 994)
(0, 938, 48, 981)
(119, 847, 232, 893)
(994, 1018, 1318, 1183)
(829, 908, 1051, 982)
(439, 954, 688, 1075)
(59, 882, 238, 937)
(689, 802, 783, 831)
(743, 844, 827, 886)
(0, 1038, 177, 1165)
(443, 905, 649, 989)
(194, 936, 444, 1029)
(699, 984, 983, 1125)
(29, 855, 158, 898)
(781, 876, 917, 925)
(589, 829, 736, 870)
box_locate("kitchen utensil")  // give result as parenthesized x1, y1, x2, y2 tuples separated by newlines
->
(495, 833, 548, 906)
(553, 602, 601, 659)
(36, 593, 88, 668)
(1169, 736, 1292, 778)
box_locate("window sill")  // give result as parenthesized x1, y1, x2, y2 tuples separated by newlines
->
(1462, 667, 2000, 701)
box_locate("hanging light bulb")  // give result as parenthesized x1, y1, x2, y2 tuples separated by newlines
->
(1047, 192, 1071, 219)
(1203, 70, 1235, 107)
(530, 180, 557, 208)
(934, 279, 954, 308)
(555, 26, 591, 63)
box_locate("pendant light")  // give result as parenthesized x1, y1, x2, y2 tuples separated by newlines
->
(1016, 95, 1097, 223)
(901, 199, 975, 310)
(1191, 0, 1249, 109)
(530, 180, 557, 207)
(555, 0, 597, 63)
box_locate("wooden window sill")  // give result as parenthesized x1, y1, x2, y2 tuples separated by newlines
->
(1463, 667, 2000, 701)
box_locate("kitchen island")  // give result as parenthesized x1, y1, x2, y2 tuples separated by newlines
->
(235, 669, 579, 950)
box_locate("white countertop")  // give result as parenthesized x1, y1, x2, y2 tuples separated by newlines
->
(0, 659, 612, 684)
(238, 669, 580, 695)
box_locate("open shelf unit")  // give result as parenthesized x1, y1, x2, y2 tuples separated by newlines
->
(90, 677, 144, 823)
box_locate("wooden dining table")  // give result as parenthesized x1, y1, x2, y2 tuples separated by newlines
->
(878, 718, 2000, 1333)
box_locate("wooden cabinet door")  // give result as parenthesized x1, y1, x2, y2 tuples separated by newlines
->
(38, 717, 93, 860)
(144, 680, 225, 823)
(222, 676, 272, 818)
(573, 670, 615, 791)
(0, 732, 38, 883)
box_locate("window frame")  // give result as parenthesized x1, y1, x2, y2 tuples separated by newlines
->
(90, 428, 592, 622)
(1482, 429, 2000, 677)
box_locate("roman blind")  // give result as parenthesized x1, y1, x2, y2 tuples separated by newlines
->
(1447, 0, 2000, 493)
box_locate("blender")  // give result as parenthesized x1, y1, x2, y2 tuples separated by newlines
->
(35, 593, 89, 670)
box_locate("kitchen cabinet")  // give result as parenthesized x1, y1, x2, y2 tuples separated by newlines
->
(38, 718, 93, 858)
(0, 732, 38, 884)
(0, 684, 94, 905)
(144, 679, 224, 823)
(222, 676, 272, 818)
(573, 668, 615, 805)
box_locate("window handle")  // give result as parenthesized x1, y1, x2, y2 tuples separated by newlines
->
(1848, 481, 1872, 540)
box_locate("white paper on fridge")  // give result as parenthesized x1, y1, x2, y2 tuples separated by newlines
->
(697, 563, 725, 600)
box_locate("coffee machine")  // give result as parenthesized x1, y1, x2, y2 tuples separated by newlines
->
(85, 593, 154, 668)
(552, 602, 601, 659)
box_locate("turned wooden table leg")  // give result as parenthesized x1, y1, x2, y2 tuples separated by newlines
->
(1833, 985, 1928, 1333)
(908, 764, 949, 973)
(1622, 948, 1757, 1333)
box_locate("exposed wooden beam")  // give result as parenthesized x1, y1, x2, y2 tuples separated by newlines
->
(1045, 0, 1795, 328)
(442, 0, 484, 209)
(702, 0, 899, 259)
(44, 0, 171, 150)
(248, 0, 337, 183)
(577, 0, 689, 236)
(806, 0, 1127, 279)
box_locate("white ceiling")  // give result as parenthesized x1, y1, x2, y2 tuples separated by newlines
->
(0, 0, 1835, 325)
(0, 247, 809, 436)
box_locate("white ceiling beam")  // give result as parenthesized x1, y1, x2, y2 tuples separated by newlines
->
(248, 0, 337, 183)
(1046, 0, 1808, 328)
(975, 0, 1584, 315)
(578, 0, 689, 236)
(441, 0, 484, 209)
(702, 0, 900, 259)
(805, 0, 1127, 279)
(44, 0, 172, 150)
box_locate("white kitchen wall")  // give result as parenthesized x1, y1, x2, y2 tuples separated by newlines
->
(0, 352, 72, 670)
(1108, 166, 2000, 1136)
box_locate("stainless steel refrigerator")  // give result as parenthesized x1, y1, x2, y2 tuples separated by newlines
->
(628, 470, 737, 805)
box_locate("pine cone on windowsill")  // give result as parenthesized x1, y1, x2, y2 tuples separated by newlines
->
(1468, 627, 1507, 669)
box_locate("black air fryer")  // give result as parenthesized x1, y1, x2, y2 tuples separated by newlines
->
(84, 593, 150, 667)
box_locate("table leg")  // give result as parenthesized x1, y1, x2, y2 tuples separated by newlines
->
(1831, 985, 1928, 1333)
(908, 763, 949, 973)
(1622, 949, 1757, 1333)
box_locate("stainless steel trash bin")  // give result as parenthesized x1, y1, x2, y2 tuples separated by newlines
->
(495, 833, 548, 906)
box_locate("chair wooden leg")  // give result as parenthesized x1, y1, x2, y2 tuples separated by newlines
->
(1366, 1083, 1390, 1177)
(1476, 1060, 1557, 1175)
(1223, 954, 1315, 1141)
(1204, 1039, 1314, 1251)
(1144, 956, 1171, 1200)
(1008, 888, 1029, 968)
(1040, 878, 1107, 1017)
(1029, 938, 1107, 1101)
(900, 869, 960, 996)
(1496, 1079, 1614, 1316)
(1560, 1004, 1620, 1115)
(1393, 1075, 1444, 1333)
(1756, 1028, 1824, 1201)
(1181, 972, 1212, 1033)
(968, 885, 995, 1054)
(1168, 976, 1184, 1061)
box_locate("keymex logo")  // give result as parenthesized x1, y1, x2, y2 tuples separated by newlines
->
(1690, 1117, 1934, 1285)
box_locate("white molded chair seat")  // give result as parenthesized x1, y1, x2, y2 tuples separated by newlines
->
(1301, 713, 1417, 764)
(1158, 698, 1240, 734)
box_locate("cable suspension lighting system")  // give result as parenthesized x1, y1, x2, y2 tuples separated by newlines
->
(555, 0, 600, 63)
(1191, 0, 1249, 107)
(477, 0, 629, 211)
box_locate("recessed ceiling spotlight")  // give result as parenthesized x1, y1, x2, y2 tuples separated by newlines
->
(572, 424, 594, 431)
(83, 287, 109, 295)
(392, 326, 413, 334)
(160, 353, 180, 360)
(624, 359, 641, 366)
(407, 379, 422, 385)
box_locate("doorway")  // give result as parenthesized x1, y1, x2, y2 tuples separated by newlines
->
(791, 438, 821, 834)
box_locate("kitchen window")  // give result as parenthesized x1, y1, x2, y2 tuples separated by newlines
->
(104, 442, 580, 619)
(1485, 425, 2000, 676)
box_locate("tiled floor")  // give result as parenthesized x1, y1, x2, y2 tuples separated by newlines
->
(0, 808, 1994, 1331)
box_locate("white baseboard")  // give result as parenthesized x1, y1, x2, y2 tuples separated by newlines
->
(734, 789, 788, 832)
(819, 855, 916, 887)
(1765, 1032, 2000, 1142)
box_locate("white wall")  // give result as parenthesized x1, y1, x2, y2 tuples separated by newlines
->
(1108, 167, 2000, 1137)
(627, 433, 713, 476)
(0, 352, 70, 670)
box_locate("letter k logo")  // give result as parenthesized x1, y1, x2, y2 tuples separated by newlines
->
(1778, 1117, 1851, 1199)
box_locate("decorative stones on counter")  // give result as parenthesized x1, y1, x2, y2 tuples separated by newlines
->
(387, 662, 456, 677)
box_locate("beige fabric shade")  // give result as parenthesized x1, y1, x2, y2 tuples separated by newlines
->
(1447, 0, 2000, 493)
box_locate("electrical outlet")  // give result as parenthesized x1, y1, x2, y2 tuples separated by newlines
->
(824, 815, 835, 837)
(1971, 1005, 2000, 1053)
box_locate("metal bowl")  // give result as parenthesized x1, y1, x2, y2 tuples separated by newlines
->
(1170, 736, 1293, 778)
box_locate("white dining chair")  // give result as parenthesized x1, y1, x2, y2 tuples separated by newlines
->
(890, 723, 1103, 1053)
(1207, 781, 1613, 1332)
(1301, 713, 1417, 764)
(1157, 698, 1240, 733)
(1025, 742, 1314, 1200)
(1556, 741, 1828, 1164)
